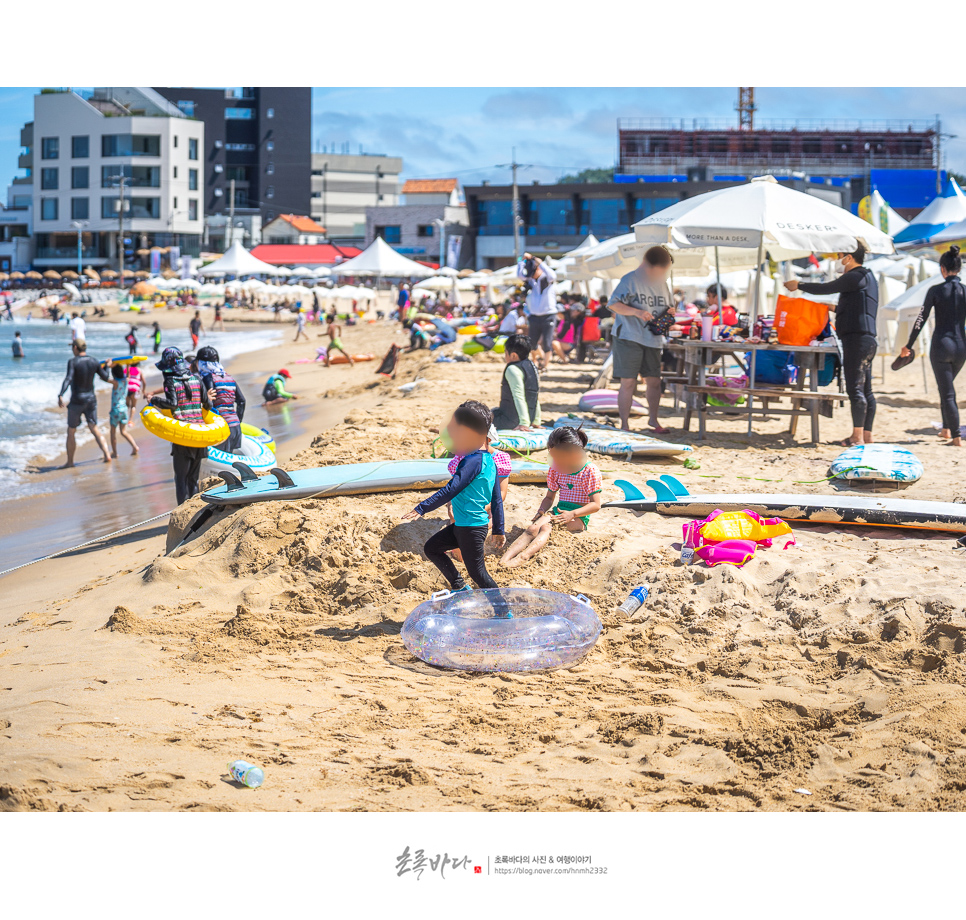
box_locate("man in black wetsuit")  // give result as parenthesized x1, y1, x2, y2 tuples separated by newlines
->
(57, 339, 112, 467)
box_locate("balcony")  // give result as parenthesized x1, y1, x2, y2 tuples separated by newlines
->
(36, 247, 100, 259)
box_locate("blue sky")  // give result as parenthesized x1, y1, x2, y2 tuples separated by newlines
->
(2, 87, 964, 194)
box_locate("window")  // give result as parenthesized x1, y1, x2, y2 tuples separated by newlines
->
(266, 140, 275, 152)
(188, 199, 198, 221)
(71, 198, 89, 220)
(41, 137, 59, 159)
(101, 165, 160, 188)
(266, 108, 274, 119)
(71, 166, 89, 189)
(226, 166, 249, 182)
(177, 100, 195, 118)
(71, 135, 89, 158)
(225, 143, 255, 152)
(375, 225, 401, 244)
(527, 198, 573, 233)
(225, 107, 255, 120)
(100, 196, 159, 219)
(41, 167, 58, 190)
(173, 136, 178, 148)
(266, 186, 275, 199)
(41, 198, 58, 220)
(101, 134, 161, 157)
(477, 199, 512, 234)
(173, 197, 178, 209)
(173, 166, 178, 179)
(417, 224, 434, 238)
(266, 162, 274, 175)
(188, 169, 198, 191)
(188, 138, 198, 160)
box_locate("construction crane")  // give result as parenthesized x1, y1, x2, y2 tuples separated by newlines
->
(737, 88, 756, 131)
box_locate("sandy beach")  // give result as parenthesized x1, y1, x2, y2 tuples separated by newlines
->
(3, 310, 966, 813)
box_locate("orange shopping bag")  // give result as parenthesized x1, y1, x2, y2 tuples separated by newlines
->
(774, 295, 829, 346)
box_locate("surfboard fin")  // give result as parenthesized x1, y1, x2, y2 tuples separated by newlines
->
(232, 461, 258, 482)
(659, 474, 690, 498)
(218, 470, 244, 492)
(646, 479, 680, 503)
(271, 468, 296, 489)
(614, 479, 648, 502)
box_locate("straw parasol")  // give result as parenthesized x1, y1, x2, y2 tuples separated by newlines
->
(0, 272, 8, 281)
(130, 281, 157, 299)
(101, 269, 118, 278)
(122, 269, 135, 278)
(161, 269, 178, 279)
(25, 270, 43, 280)
(136, 249, 150, 256)
(134, 270, 150, 279)
(43, 270, 62, 280)
(9, 271, 24, 280)
(84, 267, 100, 283)
(61, 270, 79, 279)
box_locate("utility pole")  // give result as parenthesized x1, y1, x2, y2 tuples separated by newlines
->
(497, 148, 533, 262)
(228, 178, 235, 249)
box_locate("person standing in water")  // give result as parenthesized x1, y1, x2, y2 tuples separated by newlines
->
(152, 321, 162, 355)
(899, 245, 966, 446)
(786, 244, 878, 446)
(11, 331, 24, 358)
(109, 364, 139, 458)
(125, 326, 138, 356)
(57, 340, 112, 467)
(189, 311, 204, 349)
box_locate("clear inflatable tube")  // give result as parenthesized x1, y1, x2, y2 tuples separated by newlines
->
(402, 588, 602, 672)
(203, 434, 277, 476)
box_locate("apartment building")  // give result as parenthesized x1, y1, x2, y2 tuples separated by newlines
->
(310, 152, 402, 244)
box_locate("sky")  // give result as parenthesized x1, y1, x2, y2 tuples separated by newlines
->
(1, 87, 964, 196)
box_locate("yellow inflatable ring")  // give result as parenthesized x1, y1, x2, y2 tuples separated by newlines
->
(457, 325, 482, 335)
(240, 422, 276, 455)
(141, 406, 230, 448)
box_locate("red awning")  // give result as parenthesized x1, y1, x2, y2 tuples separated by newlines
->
(249, 244, 362, 266)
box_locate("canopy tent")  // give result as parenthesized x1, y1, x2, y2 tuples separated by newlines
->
(924, 214, 966, 249)
(199, 240, 281, 277)
(334, 237, 435, 278)
(860, 189, 909, 238)
(555, 234, 602, 281)
(894, 178, 966, 247)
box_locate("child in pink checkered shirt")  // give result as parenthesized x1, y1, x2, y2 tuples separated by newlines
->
(502, 426, 602, 568)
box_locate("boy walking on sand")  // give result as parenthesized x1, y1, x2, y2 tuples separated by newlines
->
(323, 314, 354, 366)
(402, 402, 506, 593)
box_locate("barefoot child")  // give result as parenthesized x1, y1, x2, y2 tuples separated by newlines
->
(109, 364, 139, 458)
(323, 314, 355, 366)
(402, 402, 506, 592)
(502, 426, 601, 568)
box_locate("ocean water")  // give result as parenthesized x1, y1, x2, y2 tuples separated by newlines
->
(0, 317, 283, 499)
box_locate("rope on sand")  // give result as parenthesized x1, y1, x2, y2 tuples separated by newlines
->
(0, 511, 172, 580)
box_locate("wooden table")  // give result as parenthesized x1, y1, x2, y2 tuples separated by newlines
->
(669, 340, 844, 442)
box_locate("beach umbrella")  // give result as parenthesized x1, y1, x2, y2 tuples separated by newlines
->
(25, 270, 43, 280)
(9, 271, 24, 280)
(291, 266, 314, 276)
(894, 178, 966, 247)
(43, 270, 61, 280)
(61, 270, 79, 279)
(436, 266, 460, 277)
(413, 276, 456, 291)
(84, 267, 100, 282)
(134, 270, 150, 279)
(274, 266, 293, 276)
(312, 266, 332, 278)
(0, 272, 8, 281)
(101, 269, 118, 278)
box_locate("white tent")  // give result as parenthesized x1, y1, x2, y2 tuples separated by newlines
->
(312, 266, 332, 278)
(861, 189, 909, 238)
(334, 237, 435, 278)
(199, 241, 280, 277)
(291, 266, 314, 276)
(895, 178, 966, 247)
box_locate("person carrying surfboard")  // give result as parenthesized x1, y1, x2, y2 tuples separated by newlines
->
(401, 402, 506, 598)
(322, 314, 355, 367)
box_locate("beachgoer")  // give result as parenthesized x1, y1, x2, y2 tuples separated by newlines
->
(552, 302, 589, 364)
(189, 311, 203, 349)
(517, 252, 557, 371)
(607, 244, 675, 434)
(262, 368, 298, 405)
(70, 311, 86, 343)
(705, 284, 738, 326)
(401, 401, 506, 592)
(148, 347, 211, 504)
(213, 302, 225, 332)
(293, 306, 309, 343)
(397, 283, 410, 322)
(502, 426, 602, 568)
(900, 245, 966, 446)
(323, 314, 354, 366)
(57, 339, 112, 467)
(125, 326, 138, 356)
(197, 345, 246, 453)
(786, 243, 878, 446)
(125, 363, 143, 420)
(109, 364, 139, 458)
(490, 333, 542, 430)
(151, 322, 162, 354)
(11, 331, 24, 358)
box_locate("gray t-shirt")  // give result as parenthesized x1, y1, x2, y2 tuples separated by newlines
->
(608, 268, 674, 348)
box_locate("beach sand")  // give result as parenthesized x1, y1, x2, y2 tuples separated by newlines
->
(3, 320, 966, 812)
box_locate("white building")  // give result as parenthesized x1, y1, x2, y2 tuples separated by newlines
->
(27, 87, 204, 268)
(261, 213, 328, 245)
(0, 162, 33, 273)
(310, 152, 402, 244)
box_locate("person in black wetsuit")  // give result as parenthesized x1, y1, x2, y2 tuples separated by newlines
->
(57, 339, 113, 467)
(785, 243, 879, 446)
(900, 245, 966, 446)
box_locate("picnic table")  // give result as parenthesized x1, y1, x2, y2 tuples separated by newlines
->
(668, 339, 844, 443)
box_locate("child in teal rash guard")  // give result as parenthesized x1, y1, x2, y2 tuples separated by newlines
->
(402, 402, 506, 592)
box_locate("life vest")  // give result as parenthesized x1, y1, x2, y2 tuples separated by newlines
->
(497, 358, 539, 428)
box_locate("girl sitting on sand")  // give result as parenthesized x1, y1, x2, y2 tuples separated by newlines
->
(502, 426, 601, 569)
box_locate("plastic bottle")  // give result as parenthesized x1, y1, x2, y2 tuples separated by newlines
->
(618, 586, 649, 616)
(228, 760, 264, 788)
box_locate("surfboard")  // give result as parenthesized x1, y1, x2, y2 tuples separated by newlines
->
(552, 416, 692, 459)
(578, 389, 646, 417)
(100, 354, 148, 367)
(201, 459, 549, 506)
(603, 474, 966, 533)
(494, 430, 551, 453)
(829, 443, 923, 483)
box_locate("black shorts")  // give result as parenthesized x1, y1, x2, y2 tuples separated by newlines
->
(67, 394, 97, 428)
(527, 313, 556, 352)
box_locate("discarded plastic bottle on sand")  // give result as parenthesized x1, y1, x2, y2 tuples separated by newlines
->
(618, 586, 649, 617)
(228, 760, 264, 788)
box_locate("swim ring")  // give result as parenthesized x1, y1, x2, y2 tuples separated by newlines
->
(462, 340, 485, 356)
(402, 587, 601, 672)
(457, 325, 482, 336)
(141, 406, 230, 448)
(240, 422, 276, 455)
(203, 434, 277, 477)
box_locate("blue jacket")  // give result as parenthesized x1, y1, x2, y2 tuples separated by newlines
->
(415, 450, 504, 533)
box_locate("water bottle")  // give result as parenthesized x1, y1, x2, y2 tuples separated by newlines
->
(618, 586, 649, 616)
(228, 760, 264, 788)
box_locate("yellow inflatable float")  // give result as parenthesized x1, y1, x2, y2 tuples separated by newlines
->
(141, 406, 230, 448)
(240, 422, 276, 455)
(457, 325, 482, 335)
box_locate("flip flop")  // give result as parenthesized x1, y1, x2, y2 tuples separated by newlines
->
(891, 349, 915, 371)
(648, 424, 671, 434)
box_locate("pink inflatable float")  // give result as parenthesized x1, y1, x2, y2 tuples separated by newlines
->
(577, 389, 646, 416)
